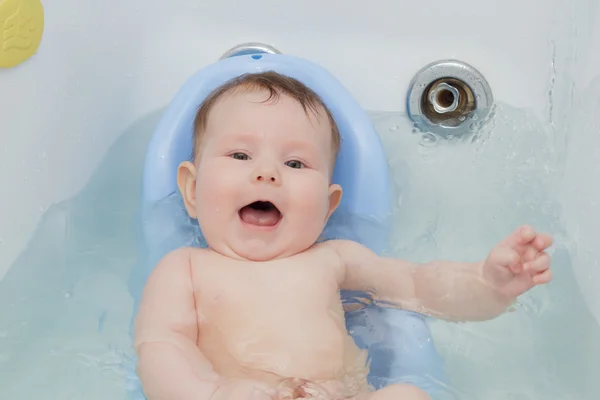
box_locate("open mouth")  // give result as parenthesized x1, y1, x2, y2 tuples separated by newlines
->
(239, 201, 282, 228)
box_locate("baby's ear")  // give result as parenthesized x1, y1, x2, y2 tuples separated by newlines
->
(326, 183, 342, 221)
(177, 161, 198, 219)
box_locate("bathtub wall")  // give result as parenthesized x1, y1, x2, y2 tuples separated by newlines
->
(559, 2, 600, 327)
(0, 0, 598, 324)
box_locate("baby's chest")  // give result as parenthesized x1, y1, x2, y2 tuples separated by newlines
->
(193, 262, 342, 323)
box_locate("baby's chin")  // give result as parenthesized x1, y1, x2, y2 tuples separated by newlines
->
(211, 238, 312, 262)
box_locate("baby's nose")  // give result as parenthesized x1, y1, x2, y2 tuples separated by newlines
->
(253, 165, 281, 185)
(254, 172, 279, 185)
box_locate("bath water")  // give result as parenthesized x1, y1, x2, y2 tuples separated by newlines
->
(0, 102, 598, 400)
(371, 103, 600, 399)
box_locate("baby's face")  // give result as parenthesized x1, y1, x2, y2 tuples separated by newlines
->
(178, 89, 342, 261)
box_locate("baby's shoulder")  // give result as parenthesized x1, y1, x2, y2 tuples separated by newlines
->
(316, 239, 378, 269)
(316, 239, 371, 258)
(152, 246, 213, 276)
(308, 240, 345, 261)
(187, 247, 224, 273)
(309, 239, 368, 278)
(187, 246, 211, 260)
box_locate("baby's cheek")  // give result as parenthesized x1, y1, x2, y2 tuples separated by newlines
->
(299, 192, 330, 223)
(196, 182, 226, 218)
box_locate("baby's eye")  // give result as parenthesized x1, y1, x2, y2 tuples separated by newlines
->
(231, 152, 250, 160)
(285, 160, 305, 169)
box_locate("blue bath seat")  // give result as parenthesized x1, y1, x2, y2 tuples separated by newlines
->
(128, 52, 446, 398)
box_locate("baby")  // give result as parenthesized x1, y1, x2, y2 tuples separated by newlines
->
(133, 71, 553, 400)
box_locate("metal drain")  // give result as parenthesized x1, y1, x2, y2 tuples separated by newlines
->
(407, 60, 494, 138)
(220, 42, 281, 59)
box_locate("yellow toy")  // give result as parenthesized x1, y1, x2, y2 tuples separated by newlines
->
(0, 0, 44, 68)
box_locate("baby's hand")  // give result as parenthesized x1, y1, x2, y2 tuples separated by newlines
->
(212, 378, 277, 400)
(276, 378, 332, 400)
(483, 225, 553, 300)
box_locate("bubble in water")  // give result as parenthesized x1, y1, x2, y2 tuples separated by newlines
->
(420, 132, 437, 147)
(411, 123, 422, 134)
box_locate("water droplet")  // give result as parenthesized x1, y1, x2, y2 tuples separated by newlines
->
(389, 125, 400, 132)
(63, 291, 72, 299)
(458, 115, 466, 122)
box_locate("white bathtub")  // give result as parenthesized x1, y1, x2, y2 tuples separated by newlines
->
(1, 0, 599, 398)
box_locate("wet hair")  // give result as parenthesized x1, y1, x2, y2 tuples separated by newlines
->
(191, 71, 341, 160)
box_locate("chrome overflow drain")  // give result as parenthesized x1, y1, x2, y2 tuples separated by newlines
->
(220, 42, 281, 59)
(407, 60, 494, 138)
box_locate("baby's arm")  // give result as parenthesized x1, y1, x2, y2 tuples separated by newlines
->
(133, 247, 220, 399)
(331, 225, 552, 322)
(135, 248, 275, 400)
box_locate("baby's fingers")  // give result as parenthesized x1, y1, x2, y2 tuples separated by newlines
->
(524, 252, 551, 273)
(503, 225, 536, 248)
(524, 234, 552, 262)
(489, 246, 522, 273)
(524, 245, 538, 263)
(533, 233, 553, 251)
(532, 268, 553, 285)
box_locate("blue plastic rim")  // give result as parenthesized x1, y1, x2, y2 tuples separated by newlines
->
(134, 53, 447, 398)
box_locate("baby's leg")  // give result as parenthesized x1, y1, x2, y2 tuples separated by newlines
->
(366, 383, 431, 400)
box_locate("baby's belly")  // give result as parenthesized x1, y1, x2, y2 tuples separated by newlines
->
(198, 312, 367, 385)
(194, 262, 369, 388)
